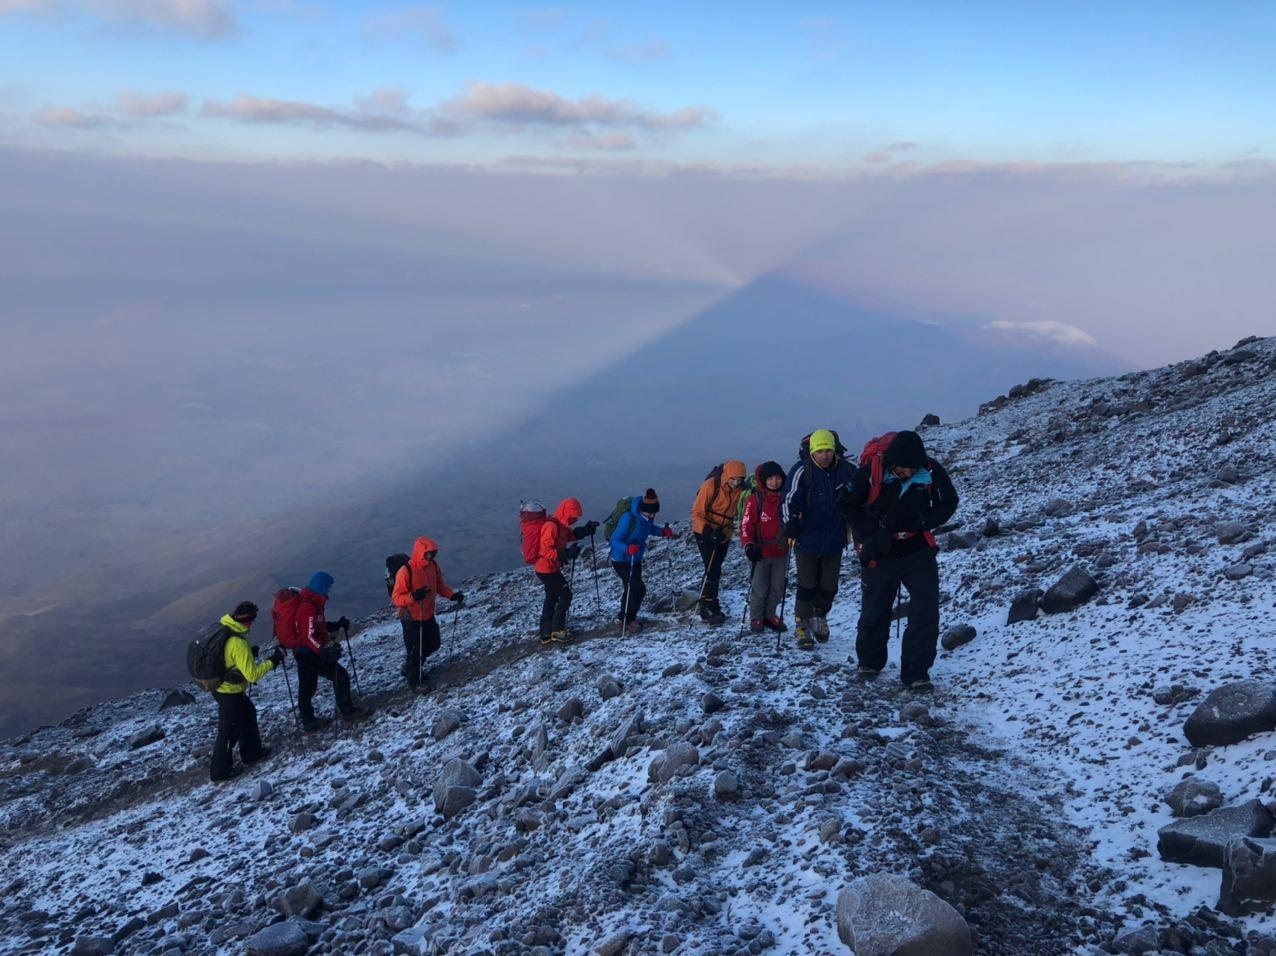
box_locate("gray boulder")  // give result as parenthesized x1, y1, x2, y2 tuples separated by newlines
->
(1040, 566, 1099, 614)
(1166, 778, 1223, 818)
(432, 757, 481, 819)
(1043, 498, 1072, 518)
(128, 725, 165, 750)
(274, 880, 321, 919)
(940, 624, 976, 651)
(945, 531, 979, 551)
(714, 770, 740, 799)
(1157, 799, 1274, 867)
(159, 689, 195, 711)
(1225, 563, 1254, 581)
(1113, 926, 1161, 954)
(70, 939, 115, 955)
(610, 711, 644, 759)
(1007, 588, 1042, 625)
(1184, 681, 1276, 746)
(651, 742, 700, 784)
(836, 873, 972, 955)
(432, 709, 463, 741)
(597, 675, 623, 701)
(1216, 521, 1248, 544)
(673, 590, 701, 612)
(1220, 835, 1276, 915)
(245, 920, 309, 956)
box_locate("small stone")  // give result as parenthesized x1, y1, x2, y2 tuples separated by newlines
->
(291, 812, 318, 834)
(159, 689, 195, 711)
(1224, 563, 1254, 581)
(1166, 777, 1223, 818)
(1040, 565, 1099, 614)
(597, 676, 623, 701)
(275, 880, 322, 919)
(245, 920, 309, 956)
(701, 692, 724, 715)
(432, 709, 463, 741)
(557, 697, 584, 722)
(252, 779, 274, 800)
(940, 624, 976, 651)
(713, 770, 740, 799)
(128, 726, 165, 750)
(1007, 588, 1042, 624)
(1217, 521, 1248, 544)
(836, 873, 972, 955)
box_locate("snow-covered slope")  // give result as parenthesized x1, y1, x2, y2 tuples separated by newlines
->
(1, 336, 1272, 956)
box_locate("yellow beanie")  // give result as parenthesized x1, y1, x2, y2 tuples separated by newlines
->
(809, 429, 837, 453)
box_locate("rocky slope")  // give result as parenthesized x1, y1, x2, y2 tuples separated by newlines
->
(1, 336, 1273, 956)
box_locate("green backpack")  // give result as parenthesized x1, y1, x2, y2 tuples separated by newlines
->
(602, 496, 637, 543)
(734, 475, 761, 524)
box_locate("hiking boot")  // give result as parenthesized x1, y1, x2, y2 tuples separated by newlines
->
(243, 747, 273, 765)
(301, 717, 331, 734)
(699, 601, 727, 626)
(764, 616, 787, 633)
(811, 616, 830, 642)
(341, 706, 374, 722)
(794, 621, 815, 650)
(905, 678, 934, 693)
(538, 632, 554, 645)
(856, 666, 881, 681)
(550, 630, 570, 642)
(750, 619, 766, 634)
(624, 618, 644, 633)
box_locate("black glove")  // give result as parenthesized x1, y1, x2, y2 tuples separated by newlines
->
(411, 586, 430, 601)
(250, 644, 260, 658)
(701, 528, 724, 547)
(268, 646, 285, 667)
(325, 620, 340, 634)
(564, 543, 582, 561)
(336, 616, 351, 631)
(451, 591, 465, 606)
(582, 520, 600, 535)
(744, 543, 762, 563)
(783, 518, 802, 540)
(322, 641, 343, 663)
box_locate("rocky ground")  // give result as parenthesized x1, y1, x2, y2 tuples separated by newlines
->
(0, 336, 1273, 955)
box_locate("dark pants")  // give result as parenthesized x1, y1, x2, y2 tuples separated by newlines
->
(210, 691, 263, 781)
(697, 536, 729, 604)
(401, 618, 441, 688)
(537, 571, 572, 636)
(749, 555, 787, 621)
(294, 646, 354, 722)
(795, 548, 841, 620)
(611, 559, 645, 621)
(856, 548, 940, 684)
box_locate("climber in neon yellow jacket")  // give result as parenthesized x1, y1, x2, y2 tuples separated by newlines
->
(210, 601, 283, 782)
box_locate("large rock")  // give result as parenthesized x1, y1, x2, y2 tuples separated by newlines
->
(836, 873, 972, 955)
(1166, 778, 1223, 818)
(1220, 836, 1276, 915)
(1157, 799, 1274, 868)
(610, 712, 644, 759)
(945, 531, 979, 551)
(432, 709, 463, 741)
(1040, 566, 1099, 614)
(1183, 681, 1276, 746)
(274, 880, 321, 919)
(245, 920, 309, 956)
(651, 743, 700, 784)
(159, 689, 195, 711)
(1007, 589, 1042, 625)
(128, 725, 165, 750)
(940, 624, 976, 651)
(432, 758, 481, 819)
(1216, 521, 1248, 544)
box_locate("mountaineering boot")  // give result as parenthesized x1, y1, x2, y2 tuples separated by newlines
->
(765, 616, 787, 633)
(750, 619, 766, 634)
(811, 616, 830, 642)
(700, 600, 727, 626)
(538, 632, 554, 645)
(856, 666, 881, 681)
(243, 747, 273, 766)
(905, 677, 934, 693)
(794, 620, 815, 650)
(341, 705, 374, 722)
(625, 619, 645, 634)
(550, 629, 570, 642)
(302, 716, 332, 734)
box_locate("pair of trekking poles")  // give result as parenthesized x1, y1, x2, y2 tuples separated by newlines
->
(278, 622, 367, 733)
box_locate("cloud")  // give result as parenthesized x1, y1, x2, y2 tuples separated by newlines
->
(984, 320, 1099, 349)
(362, 4, 456, 53)
(200, 92, 436, 132)
(32, 105, 116, 128)
(0, 0, 236, 39)
(563, 131, 636, 152)
(442, 81, 714, 132)
(605, 38, 671, 65)
(866, 141, 920, 164)
(116, 88, 186, 117)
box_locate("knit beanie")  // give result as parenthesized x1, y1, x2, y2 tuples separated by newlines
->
(758, 461, 785, 484)
(808, 429, 837, 454)
(638, 489, 660, 514)
(231, 601, 258, 623)
(883, 430, 927, 470)
(306, 571, 334, 597)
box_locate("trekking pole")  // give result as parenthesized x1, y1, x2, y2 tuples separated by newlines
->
(894, 582, 903, 645)
(342, 624, 363, 700)
(621, 553, 636, 638)
(450, 601, 460, 658)
(739, 558, 757, 638)
(777, 543, 793, 655)
(589, 531, 603, 615)
(279, 649, 302, 733)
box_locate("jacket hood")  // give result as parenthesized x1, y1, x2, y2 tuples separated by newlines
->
(884, 430, 928, 470)
(410, 536, 440, 567)
(723, 460, 746, 481)
(306, 571, 334, 597)
(555, 498, 583, 525)
(219, 614, 249, 636)
(756, 460, 785, 486)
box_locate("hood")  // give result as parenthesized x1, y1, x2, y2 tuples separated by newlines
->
(410, 536, 440, 567)
(306, 571, 334, 597)
(218, 614, 249, 636)
(723, 460, 746, 482)
(755, 460, 785, 487)
(883, 431, 928, 470)
(555, 498, 583, 525)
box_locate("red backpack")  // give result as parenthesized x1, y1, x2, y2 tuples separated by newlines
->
(519, 502, 550, 565)
(859, 431, 897, 507)
(271, 587, 303, 649)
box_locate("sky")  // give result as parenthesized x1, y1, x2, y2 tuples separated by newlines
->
(1, 1, 1274, 169)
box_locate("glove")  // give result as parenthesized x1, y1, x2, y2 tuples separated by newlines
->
(411, 586, 430, 601)
(582, 520, 600, 535)
(745, 543, 762, 563)
(702, 527, 724, 547)
(451, 591, 465, 606)
(268, 646, 285, 667)
(322, 641, 343, 663)
(783, 518, 802, 540)
(564, 543, 582, 561)
(627, 544, 640, 556)
(661, 524, 674, 539)
(250, 645, 260, 658)
(336, 616, 351, 631)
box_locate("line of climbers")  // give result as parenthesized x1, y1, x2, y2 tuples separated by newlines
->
(187, 427, 956, 783)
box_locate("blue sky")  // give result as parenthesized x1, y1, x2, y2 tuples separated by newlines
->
(2, 0, 1273, 169)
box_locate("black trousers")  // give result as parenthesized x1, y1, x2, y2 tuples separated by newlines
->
(696, 536, 729, 603)
(611, 559, 645, 621)
(856, 548, 940, 684)
(294, 646, 354, 722)
(537, 571, 572, 636)
(210, 691, 263, 781)
(795, 548, 842, 620)
(401, 618, 441, 688)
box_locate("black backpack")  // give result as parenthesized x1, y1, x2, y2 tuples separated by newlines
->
(187, 622, 231, 692)
(385, 553, 410, 597)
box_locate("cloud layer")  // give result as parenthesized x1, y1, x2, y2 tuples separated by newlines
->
(0, 0, 235, 38)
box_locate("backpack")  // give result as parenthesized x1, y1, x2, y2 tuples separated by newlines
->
(734, 474, 761, 524)
(385, 553, 410, 597)
(602, 496, 637, 543)
(519, 501, 549, 565)
(799, 429, 847, 460)
(859, 432, 897, 507)
(271, 587, 303, 649)
(187, 621, 231, 692)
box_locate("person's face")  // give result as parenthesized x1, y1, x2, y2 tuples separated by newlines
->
(891, 465, 917, 480)
(812, 449, 835, 468)
(765, 474, 784, 491)
(728, 476, 744, 490)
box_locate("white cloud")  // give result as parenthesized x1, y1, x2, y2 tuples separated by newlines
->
(32, 105, 116, 128)
(985, 319, 1098, 348)
(362, 4, 456, 54)
(442, 81, 714, 132)
(0, 0, 236, 39)
(116, 88, 186, 117)
(200, 92, 433, 132)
